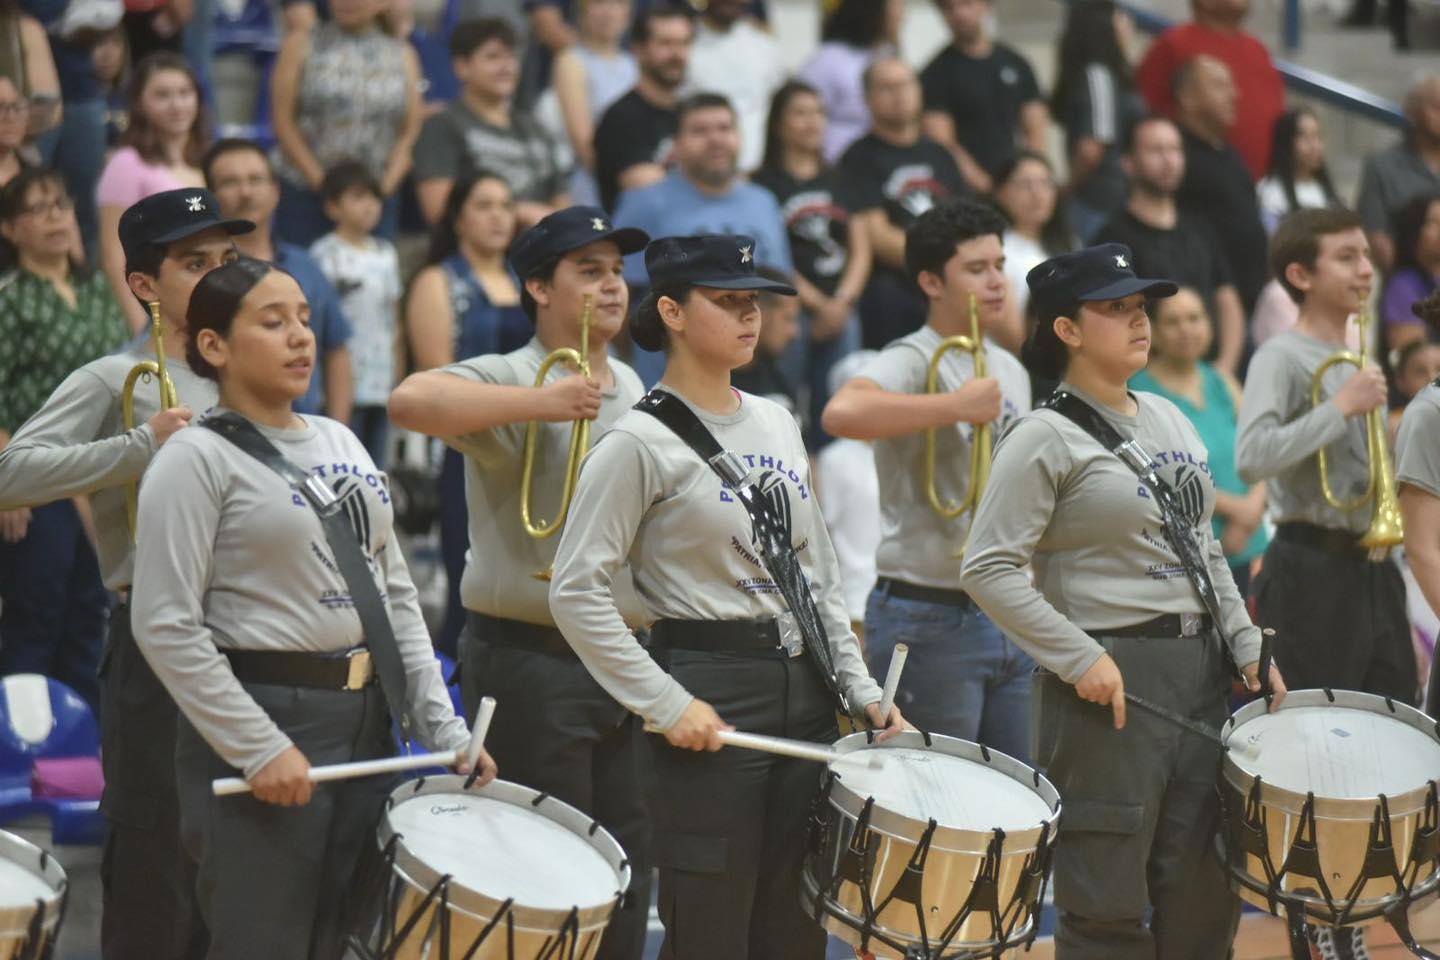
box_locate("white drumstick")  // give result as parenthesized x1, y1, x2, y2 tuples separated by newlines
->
(464, 696, 497, 771)
(718, 730, 846, 764)
(877, 643, 908, 721)
(212, 751, 461, 797)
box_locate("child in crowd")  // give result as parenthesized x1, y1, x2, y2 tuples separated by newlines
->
(1390, 338, 1440, 438)
(310, 160, 402, 466)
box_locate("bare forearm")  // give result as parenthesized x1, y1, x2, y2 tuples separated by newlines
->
(823, 386, 961, 440)
(390, 372, 553, 437)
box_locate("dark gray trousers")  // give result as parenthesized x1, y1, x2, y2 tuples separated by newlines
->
(1036, 632, 1240, 960)
(461, 617, 653, 960)
(99, 601, 208, 960)
(174, 682, 393, 960)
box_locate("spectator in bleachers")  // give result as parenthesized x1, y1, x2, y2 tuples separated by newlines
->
(593, 3, 691, 213)
(385, 0, 458, 113)
(1257, 106, 1343, 234)
(0, 77, 31, 190)
(754, 79, 871, 446)
(0, 0, 60, 137)
(919, 0, 1049, 195)
(415, 17, 569, 228)
(1382, 193, 1440, 352)
(0, 168, 127, 712)
(310, 161, 402, 466)
(1096, 115, 1245, 375)
(96, 51, 207, 333)
(1390, 338, 1440, 438)
(1051, 0, 1146, 243)
(404, 170, 526, 656)
(839, 57, 966, 351)
(1135, 0, 1284, 182)
(797, 0, 901, 164)
(1173, 55, 1268, 315)
(122, 0, 188, 66)
(993, 150, 1071, 340)
(204, 137, 354, 421)
(1131, 285, 1268, 594)
(731, 264, 803, 419)
(546, 0, 636, 206)
(92, 27, 129, 147)
(1358, 74, 1440, 273)
(271, 0, 422, 246)
(815, 348, 880, 635)
(613, 91, 791, 384)
(685, 0, 782, 174)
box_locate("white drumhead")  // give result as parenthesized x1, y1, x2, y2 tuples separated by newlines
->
(831, 747, 1053, 831)
(1227, 704, 1440, 799)
(389, 791, 621, 909)
(0, 858, 54, 908)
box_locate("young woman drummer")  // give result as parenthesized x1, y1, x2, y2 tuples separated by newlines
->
(129, 257, 495, 960)
(548, 234, 905, 960)
(959, 243, 1286, 959)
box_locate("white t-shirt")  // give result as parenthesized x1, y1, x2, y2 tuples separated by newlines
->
(685, 18, 785, 173)
(1256, 177, 1331, 234)
(816, 438, 879, 621)
(1003, 229, 1049, 320)
(309, 233, 402, 406)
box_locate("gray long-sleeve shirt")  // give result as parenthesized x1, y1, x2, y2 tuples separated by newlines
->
(1396, 383, 1440, 497)
(0, 345, 218, 588)
(548, 387, 883, 731)
(859, 329, 1031, 589)
(129, 413, 468, 779)
(960, 384, 1261, 684)
(1235, 329, 1370, 533)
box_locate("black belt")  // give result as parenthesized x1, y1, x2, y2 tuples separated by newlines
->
(468, 612, 578, 660)
(222, 647, 376, 690)
(651, 618, 804, 659)
(1274, 521, 1364, 554)
(1097, 613, 1213, 639)
(875, 577, 975, 608)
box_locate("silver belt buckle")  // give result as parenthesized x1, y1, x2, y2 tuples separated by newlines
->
(344, 649, 373, 690)
(776, 612, 804, 658)
(1180, 613, 1203, 637)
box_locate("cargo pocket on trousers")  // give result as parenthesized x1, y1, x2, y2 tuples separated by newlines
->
(1053, 799, 1148, 922)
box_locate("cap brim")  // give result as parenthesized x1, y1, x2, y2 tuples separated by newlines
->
(693, 275, 799, 295)
(1079, 277, 1179, 303)
(552, 225, 651, 260)
(150, 217, 257, 246)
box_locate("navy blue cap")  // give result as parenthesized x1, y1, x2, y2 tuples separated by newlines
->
(1026, 243, 1177, 318)
(510, 206, 649, 278)
(118, 188, 254, 266)
(644, 234, 798, 294)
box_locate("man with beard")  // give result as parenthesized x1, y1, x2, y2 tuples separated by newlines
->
(1094, 116, 1245, 378)
(594, 4, 694, 212)
(613, 92, 791, 384)
(837, 57, 966, 350)
(202, 138, 354, 421)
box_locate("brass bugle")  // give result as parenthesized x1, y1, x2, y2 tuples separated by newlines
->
(120, 300, 179, 541)
(520, 294, 594, 580)
(923, 293, 991, 555)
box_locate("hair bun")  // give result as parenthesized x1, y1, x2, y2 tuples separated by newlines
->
(629, 293, 667, 352)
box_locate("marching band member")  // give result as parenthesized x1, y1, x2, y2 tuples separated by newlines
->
(0, 188, 250, 960)
(129, 257, 490, 960)
(548, 234, 904, 960)
(1396, 288, 1440, 714)
(822, 197, 1033, 760)
(960, 244, 1284, 959)
(387, 205, 653, 959)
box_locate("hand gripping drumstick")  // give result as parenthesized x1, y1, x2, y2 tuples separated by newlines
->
(642, 725, 881, 767)
(876, 643, 908, 723)
(212, 696, 499, 797)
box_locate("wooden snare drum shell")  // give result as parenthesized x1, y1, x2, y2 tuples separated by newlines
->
(0, 829, 66, 960)
(374, 775, 630, 960)
(804, 732, 1062, 958)
(1220, 690, 1440, 925)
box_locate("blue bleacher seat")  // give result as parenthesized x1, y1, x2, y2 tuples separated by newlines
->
(0, 675, 104, 845)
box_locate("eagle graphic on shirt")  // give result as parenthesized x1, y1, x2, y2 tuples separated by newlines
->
(332, 476, 374, 556)
(1172, 464, 1206, 530)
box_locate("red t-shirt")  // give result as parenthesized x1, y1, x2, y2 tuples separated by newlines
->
(1135, 22, 1286, 181)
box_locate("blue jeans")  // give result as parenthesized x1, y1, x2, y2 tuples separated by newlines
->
(864, 585, 1035, 764)
(35, 99, 107, 256)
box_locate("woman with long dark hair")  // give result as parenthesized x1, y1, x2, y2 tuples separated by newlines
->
(991, 149, 1074, 330)
(1051, 0, 1145, 243)
(1381, 192, 1440, 353)
(1257, 107, 1342, 234)
(753, 79, 871, 443)
(402, 169, 527, 656)
(797, 0, 902, 163)
(96, 50, 208, 332)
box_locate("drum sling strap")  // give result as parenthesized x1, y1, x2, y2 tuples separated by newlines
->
(635, 389, 851, 716)
(202, 412, 413, 744)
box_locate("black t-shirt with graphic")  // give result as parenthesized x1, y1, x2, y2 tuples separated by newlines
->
(594, 89, 677, 213)
(920, 42, 1043, 177)
(751, 165, 861, 297)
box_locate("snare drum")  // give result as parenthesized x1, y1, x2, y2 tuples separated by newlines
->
(0, 830, 66, 960)
(360, 775, 631, 960)
(802, 732, 1061, 959)
(1219, 690, 1440, 930)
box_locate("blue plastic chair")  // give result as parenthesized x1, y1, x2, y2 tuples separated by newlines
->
(0, 674, 104, 844)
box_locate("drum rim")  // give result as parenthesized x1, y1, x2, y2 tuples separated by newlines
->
(378, 775, 631, 929)
(824, 732, 1061, 851)
(0, 828, 67, 922)
(1221, 689, 1440, 815)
